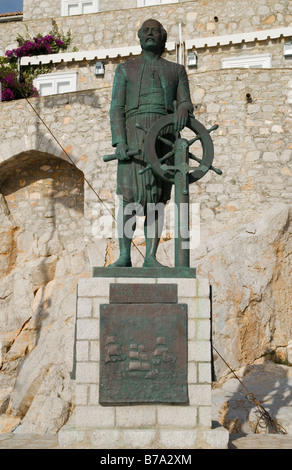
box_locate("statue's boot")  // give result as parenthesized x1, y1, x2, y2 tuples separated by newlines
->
(107, 237, 132, 267)
(142, 209, 166, 268)
(107, 205, 134, 267)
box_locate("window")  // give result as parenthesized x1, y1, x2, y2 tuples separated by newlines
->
(61, 0, 99, 16)
(221, 54, 272, 69)
(33, 72, 77, 97)
(137, 0, 178, 6)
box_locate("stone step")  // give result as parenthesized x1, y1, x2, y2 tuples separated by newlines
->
(0, 432, 292, 449)
(229, 433, 292, 449)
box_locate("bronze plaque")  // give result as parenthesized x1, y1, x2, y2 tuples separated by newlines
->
(109, 284, 178, 304)
(99, 303, 188, 405)
(93, 266, 196, 278)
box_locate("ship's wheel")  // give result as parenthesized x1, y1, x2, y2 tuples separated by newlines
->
(140, 114, 221, 187)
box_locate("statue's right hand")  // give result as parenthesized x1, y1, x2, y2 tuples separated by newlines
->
(116, 143, 130, 161)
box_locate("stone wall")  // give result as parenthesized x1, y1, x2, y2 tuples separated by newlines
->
(22, 0, 197, 21)
(22, 37, 289, 97)
(1, 0, 290, 100)
(0, 68, 291, 245)
(2, 0, 291, 54)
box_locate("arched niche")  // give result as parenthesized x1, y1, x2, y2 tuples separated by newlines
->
(0, 150, 84, 243)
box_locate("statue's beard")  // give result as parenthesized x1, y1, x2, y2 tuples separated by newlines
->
(142, 38, 161, 53)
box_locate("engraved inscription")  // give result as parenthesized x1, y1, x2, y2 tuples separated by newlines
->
(109, 283, 178, 304)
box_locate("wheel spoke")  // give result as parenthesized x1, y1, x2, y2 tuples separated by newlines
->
(157, 135, 174, 147)
(189, 152, 202, 164)
(159, 150, 175, 164)
(188, 134, 201, 146)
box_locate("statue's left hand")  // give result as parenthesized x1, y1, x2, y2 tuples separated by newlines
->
(174, 106, 189, 132)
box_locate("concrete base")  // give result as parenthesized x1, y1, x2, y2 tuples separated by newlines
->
(58, 275, 229, 449)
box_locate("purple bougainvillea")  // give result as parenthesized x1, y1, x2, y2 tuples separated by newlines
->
(1, 22, 72, 102)
(0, 68, 39, 102)
(1, 88, 14, 101)
(5, 35, 66, 59)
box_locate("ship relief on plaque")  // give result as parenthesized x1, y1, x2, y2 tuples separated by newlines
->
(99, 301, 188, 405)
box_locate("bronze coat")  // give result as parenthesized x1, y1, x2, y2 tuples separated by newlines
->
(110, 55, 194, 147)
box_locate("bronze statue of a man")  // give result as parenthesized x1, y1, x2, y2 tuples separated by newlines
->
(109, 19, 193, 267)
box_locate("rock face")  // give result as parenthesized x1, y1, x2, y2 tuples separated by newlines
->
(0, 201, 291, 434)
(191, 202, 292, 379)
(212, 360, 292, 434)
(0, 156, 89, 434)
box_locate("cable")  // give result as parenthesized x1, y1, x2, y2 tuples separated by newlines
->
(23, 96, 145, 261)
(213, 345, 287, 435)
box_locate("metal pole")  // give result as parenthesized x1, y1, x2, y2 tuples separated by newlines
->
(17, 58, 21, 82)
(174, 138, 190, 268)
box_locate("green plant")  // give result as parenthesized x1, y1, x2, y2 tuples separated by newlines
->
(0, 57, 39, 101)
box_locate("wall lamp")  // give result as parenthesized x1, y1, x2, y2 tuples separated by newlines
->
(94, 61, 105, 76)
(187, 52, 197, 68)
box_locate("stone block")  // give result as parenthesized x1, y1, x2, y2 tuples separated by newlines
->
(116, 277, 156, 284)
(156, 277, 197, 298)
(122, 429, 157, 449)
(76, 318, 99, 340)
(76, 340, 89, 361)
(88, 384, 99, 405)
(177, 278, 197, 298)
(159, 430, 199, 449)
(116, 406, 156, 428)
(196, 278, 210, 298)
(93, 297, 109, 317)
(187, 362, 197, 384)
(187, 318, 196, 340)
(77, 298, 92, 318)
(89, 340, 99, 361)
(74, 405, 115, 427)
(194, 298, 211, 318)
(188, 340, 211, 362)
(198, 362, 212, 383)
(180, 297, 210, 319)
(263, 151, 278, 162)
(198, 406, 212, 428)
(188, 384, 211, 406)
(200, 427, 230, 449)
(75, 361, 99, 383)
(78, 278, 115, 297)
(90, 429, 121, 449)
(196, 319, 211, 340)
(58, 427, 86, 448)
(75, 384, 88, 405)
(157, 405, 198, 427)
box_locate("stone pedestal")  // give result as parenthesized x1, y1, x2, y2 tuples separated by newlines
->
(58, 272, 229, 449)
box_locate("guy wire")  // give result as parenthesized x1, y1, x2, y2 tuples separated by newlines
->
(23, 96, 145, 260)
(213, 345, 287, 435)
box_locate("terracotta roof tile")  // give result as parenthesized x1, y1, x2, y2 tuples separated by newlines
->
(0, 11, 23, 18)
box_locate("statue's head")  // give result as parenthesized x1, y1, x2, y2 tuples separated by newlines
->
(138, 19, 167, 55)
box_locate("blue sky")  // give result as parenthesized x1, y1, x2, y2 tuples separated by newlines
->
(0, 0, 23, 14)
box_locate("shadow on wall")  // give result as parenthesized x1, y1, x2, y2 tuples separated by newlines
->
(215, 359, 292, 435)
